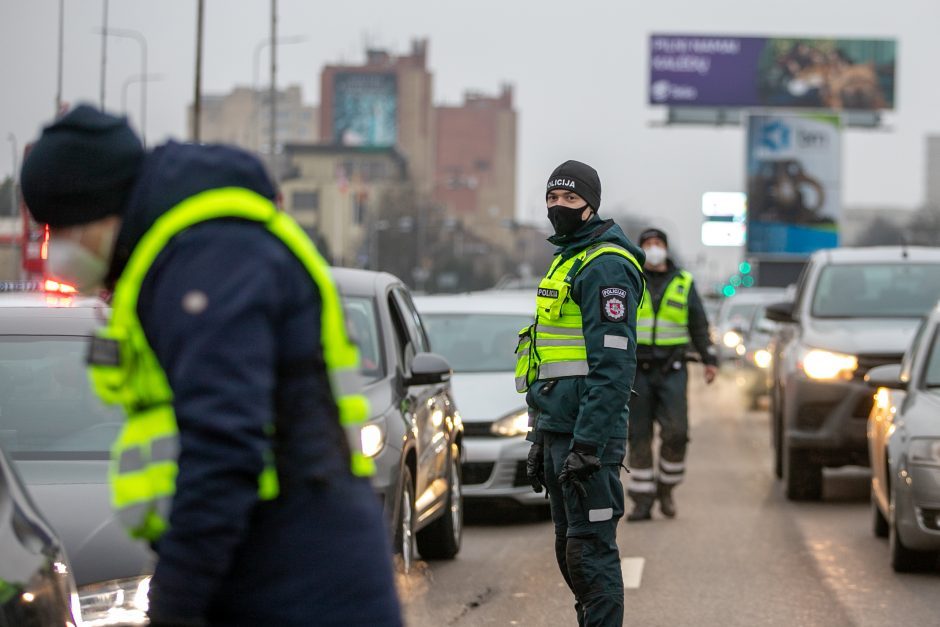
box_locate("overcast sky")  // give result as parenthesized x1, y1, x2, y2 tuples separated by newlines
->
(2, 0, 938, 265)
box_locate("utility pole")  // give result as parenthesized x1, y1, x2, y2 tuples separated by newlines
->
(99, 28, 148, 146)
(269, 0, 277, 160)
(193, 0, 204, 142)
(99, 0, 108, 108)
(55, 0, 64, 114)
(6, 134, 17, 217)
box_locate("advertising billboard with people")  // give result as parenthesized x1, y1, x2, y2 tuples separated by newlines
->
(332, 72, 398, 147)
(649, 35, 897, 111)
(745, 113, 841, 255)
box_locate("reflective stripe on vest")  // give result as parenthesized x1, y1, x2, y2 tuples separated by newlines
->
(636, 271, 692, 346)
(524, 242, 643, 386)
(90, 187, 372, 542)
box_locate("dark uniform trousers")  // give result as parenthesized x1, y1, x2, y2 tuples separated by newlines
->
(627, 360, 689, 498)
(544, 432, 626, 627)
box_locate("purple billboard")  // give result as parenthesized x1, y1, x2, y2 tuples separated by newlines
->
(649, 35, 896, 111)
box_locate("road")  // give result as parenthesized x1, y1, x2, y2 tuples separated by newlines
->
(399, 370, 940, 626)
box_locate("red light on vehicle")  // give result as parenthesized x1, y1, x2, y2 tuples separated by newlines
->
(40, 224, 50, 260)
(44, 279, 77, 295)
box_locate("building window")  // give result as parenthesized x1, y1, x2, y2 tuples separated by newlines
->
(292, 190, 319, 210)
(475, 159, 490, 172)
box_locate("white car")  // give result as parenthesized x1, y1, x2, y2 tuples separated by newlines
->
(414, 290, 544, 506)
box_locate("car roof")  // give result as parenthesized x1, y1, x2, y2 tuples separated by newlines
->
(0, 294, 106, 335)
(331, 267, 403, 298)
(812, 246, 940, 264)
(720, 288, 788, 306)
(414, 289, 533, 315)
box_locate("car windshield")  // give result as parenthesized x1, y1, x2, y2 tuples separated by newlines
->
(722, 303, 758, 329)
(0, 336, 124, 459)
(924, 325, 940, 389)
(422, 313, 532, 373)
(812, 263, 940, 318)
(343, 297, 384, 384)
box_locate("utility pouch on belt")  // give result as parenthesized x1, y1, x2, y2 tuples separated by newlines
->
(514, 324, 539, 393)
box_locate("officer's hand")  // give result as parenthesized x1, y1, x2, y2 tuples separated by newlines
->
(558, 443, 601, 498)
(526, 442, 545, 493)
(704, 365, 718, 385)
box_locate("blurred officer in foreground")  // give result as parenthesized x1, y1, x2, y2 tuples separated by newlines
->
(21, 105, 402, 627)
(626, 228, 718, 522)
(520, 160, 645, 626)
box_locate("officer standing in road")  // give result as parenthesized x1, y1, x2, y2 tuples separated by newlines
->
(521, 160, 645, 626)
(20, 105, 402, 627)
(625, 228, 718, 522)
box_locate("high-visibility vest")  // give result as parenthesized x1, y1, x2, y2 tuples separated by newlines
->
(636, 271, 693, 346)
(515, 242, 643, 392)
(88, 187, 372, 542)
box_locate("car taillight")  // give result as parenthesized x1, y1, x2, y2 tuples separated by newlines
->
(43, 279, 78, 295)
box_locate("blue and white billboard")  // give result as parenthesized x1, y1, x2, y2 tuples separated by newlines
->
(745, 113, 841, 255)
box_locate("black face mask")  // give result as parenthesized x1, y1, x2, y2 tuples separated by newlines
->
(547, 204, 589, 236)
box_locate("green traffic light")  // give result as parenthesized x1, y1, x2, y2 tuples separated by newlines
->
(739, 261, 751, 274)
(743, 276, 755, 287)
(730, 275, 742, 287)
(722, 285, 736, 297)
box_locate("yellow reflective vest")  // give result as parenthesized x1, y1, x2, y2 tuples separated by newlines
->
(88, 187, 371, 541)
(515, 242, 643, 392)
(636, 270, 692, 346)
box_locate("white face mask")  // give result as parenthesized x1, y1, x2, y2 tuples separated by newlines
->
(643, 245, 668, 267)
(46, 225, 115, 294)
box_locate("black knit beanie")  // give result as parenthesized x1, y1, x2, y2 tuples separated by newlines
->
(546, 160, 601, 212)
(21, 104, 144, 227)
(638, 228, 669, 248)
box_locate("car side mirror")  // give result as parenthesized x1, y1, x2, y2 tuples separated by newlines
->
(864, 363, 906, 390)
(405, 352, 452, 387)
(756, 318, 776, 334)
(765, 301, 796, 324)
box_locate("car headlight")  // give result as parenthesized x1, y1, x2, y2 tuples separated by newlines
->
(909, 438, 940, 467)
(723, 330, 743, 348)
(754, 349, 772, 369)
(800, 348, 858, 380)
(360, 418, 387, 458)
(490, 409, 530, 437)
(78, 576, 150, 627)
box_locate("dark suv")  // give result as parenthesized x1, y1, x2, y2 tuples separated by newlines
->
(766, 247, 940, 500)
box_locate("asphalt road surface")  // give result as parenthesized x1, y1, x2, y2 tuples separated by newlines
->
(399, 368, 940, 626)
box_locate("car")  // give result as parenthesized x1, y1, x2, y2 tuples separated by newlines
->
(0, 290, 156, 626)
(0, 441, 81, 626)
(865, 304, 940, 572)
(765, 246, 940, 500)
(714, 288, 789, 364)
(728, 289, 787, 409)
(414, 290, 545, 507)
(334, 268, 463, 572)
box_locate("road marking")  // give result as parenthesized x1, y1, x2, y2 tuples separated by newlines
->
(621, 557, 645, 589)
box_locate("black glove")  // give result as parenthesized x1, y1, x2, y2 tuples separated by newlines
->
(526, 442, 545, 493)
(557, 442, 601, 498)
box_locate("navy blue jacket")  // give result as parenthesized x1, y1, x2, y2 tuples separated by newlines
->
(111, 142, 401, 626)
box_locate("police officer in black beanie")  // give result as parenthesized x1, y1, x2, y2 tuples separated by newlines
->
(521, 159, 646, 626)
(21, 104, 402, 627)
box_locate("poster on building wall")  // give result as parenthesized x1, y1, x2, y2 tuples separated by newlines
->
(746, 113, 841, 255)
(649, 34, 896, 111)
(332, 73, 398, 147)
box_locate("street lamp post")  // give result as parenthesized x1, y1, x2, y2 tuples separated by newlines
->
(98, 27, 148, 146)
(251, 35, 305, 153)
(6, 134, 17, 217)
(122, 74, 163, 119)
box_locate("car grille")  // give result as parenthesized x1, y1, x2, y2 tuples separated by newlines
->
(854, 354, 904, 380)
(462, 421, 495, 438)
(462, 462, 495, 485)
(513, 461, 529, 487)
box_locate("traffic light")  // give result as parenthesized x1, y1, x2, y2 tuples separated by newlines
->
(739, 261, 751, 274)
(742, 276, 755, 288)
(722, 285, 736, 297)
(730, 275, 742, 287)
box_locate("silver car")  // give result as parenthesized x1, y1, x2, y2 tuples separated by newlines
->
(415, 290, 544, 506)
(866, 303, 940, 572)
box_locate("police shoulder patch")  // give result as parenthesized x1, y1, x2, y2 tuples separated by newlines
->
(600, 286, 628, 322)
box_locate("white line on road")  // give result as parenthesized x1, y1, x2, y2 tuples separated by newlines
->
(621, 557, 645, 589)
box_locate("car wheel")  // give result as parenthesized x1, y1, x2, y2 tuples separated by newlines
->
(889, 483, 937, 572)
(395, 466, 416, 574)
(416, 450, 462, 560)
(772, 409, 783, 479)
(871, 489, 889, 538)
(784, 445, 822, 501)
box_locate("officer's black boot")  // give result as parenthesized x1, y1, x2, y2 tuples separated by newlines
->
(658, 483, 677, 519)
(626, 494, 654, 522)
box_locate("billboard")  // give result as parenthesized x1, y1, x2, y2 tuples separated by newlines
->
(649, 35, 896, 110)
(746, 113, 841, 255)
(332, 72, 398, 147)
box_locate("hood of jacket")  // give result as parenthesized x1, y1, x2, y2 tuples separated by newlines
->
(548, 215, 646, 267)
(106, 140, 277, 286)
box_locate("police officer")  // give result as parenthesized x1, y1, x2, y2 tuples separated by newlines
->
(626, 228, 717, 522)
(521, 160, 645, 626)
(20, 105, 402, 627)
